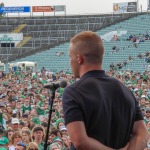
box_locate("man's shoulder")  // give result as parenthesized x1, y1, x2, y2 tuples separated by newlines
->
(64, 74, 127, 96)
(70, 75, 123, 87)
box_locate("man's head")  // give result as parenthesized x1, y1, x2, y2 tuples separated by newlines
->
(140, 95, 146, 106)
(11, 118, 20, 130)
(146, 109, 150, 118)
(24, 98, 30, 106)
(69, 31, 104, 78)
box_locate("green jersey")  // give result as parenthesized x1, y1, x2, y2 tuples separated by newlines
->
(36, 101, 45, 115)
(21, 105, 31, 113)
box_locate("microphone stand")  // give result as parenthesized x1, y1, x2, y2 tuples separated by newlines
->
(44, 89, 56, 150)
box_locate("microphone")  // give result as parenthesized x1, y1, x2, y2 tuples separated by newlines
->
(43, 79, 67, 90)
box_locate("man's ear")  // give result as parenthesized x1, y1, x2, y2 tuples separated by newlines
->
(76, 54, 83, 65)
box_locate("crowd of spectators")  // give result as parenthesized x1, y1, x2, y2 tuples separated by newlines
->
(109, 47, 149, 71)
(0, 67, 150, 149)
(136, 52, 150, 62)
(127, 33, 150, 48)
(127, 33, 150, 42)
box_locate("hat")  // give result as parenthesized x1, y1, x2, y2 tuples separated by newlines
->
(60, 125, 67, 131)
(146, 108, 150, 112)
(0, 147, 7, 150)
(16, 142, 26, 148)
(134, 88, 138, 92)
(55, 118, 64, 128)
(20, 95, 26, 99)
(50, 143, 60, 149)
(12, 97, 17, 101)
(11, 118, 20, 124)
(52, 136, 63, 144)
(32, 117, 41, 125)
(127, 84, 132, 87)
(1, 94, 6, 99)
(0, 136, 9, 145)
(141, 95, 146, 99)
(126, 81, 132, 87)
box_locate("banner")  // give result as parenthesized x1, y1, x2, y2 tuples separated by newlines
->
(148, 0, 150, 10)
(0, 33, 23, 47)
(0, 6, 30, 13)
(113, 3, 128, 13)
(127, 2, 137, 12)
(53, 5, 66, 11)
(113, 2, 137, 14)
(32, 6, 53, 12)
(0, 34, 13, 41)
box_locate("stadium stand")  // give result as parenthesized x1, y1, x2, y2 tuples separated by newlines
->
(0, 8, 150, 150)
(7, 13, 150, 73)
(0, 12, 150, 73)
(98, 14, 150, 72)
(0, 13, 137, 63)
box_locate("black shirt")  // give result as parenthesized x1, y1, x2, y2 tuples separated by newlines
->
(62, 70, 143, 149)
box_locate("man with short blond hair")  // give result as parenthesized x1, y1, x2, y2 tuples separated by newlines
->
(63, 31, 148, 150)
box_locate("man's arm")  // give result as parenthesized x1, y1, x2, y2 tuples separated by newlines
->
(128, 120, 149, 150)
(66, 121, 128, 150)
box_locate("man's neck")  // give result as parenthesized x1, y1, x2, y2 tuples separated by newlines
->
(24, 104, 29, 107)
(35, 138, 42, 144)
(79, 65, 102, 78)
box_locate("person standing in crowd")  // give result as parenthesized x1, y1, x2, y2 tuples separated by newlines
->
(62, 31, 149, 150)
(11, 118, 20, 132)
(0, 128, 9, 148)
(6, 129, 14, 147)
(22, 130, 32, 147)
(31, 125, 45, 150)
(9, 131, 22, 150)
(21, 98, 31, 114)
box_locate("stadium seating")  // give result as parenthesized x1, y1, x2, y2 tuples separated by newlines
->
(98, 15, 150, 72)
(0, 13, 133, 63)
(5, 14, 150, 72)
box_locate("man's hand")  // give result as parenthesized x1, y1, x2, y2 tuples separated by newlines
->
(127, 120, 149, 150)
(66, 121, 128, 150)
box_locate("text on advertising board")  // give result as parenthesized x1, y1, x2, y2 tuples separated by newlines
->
(32, 6, 53, 12)
(0, 6, 30, 13)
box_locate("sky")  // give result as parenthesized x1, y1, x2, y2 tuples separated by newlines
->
(2, 0, 147, 15)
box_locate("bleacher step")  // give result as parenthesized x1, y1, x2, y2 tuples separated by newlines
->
(12, 24, 27, 33)
(16, 36, 31, 48)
